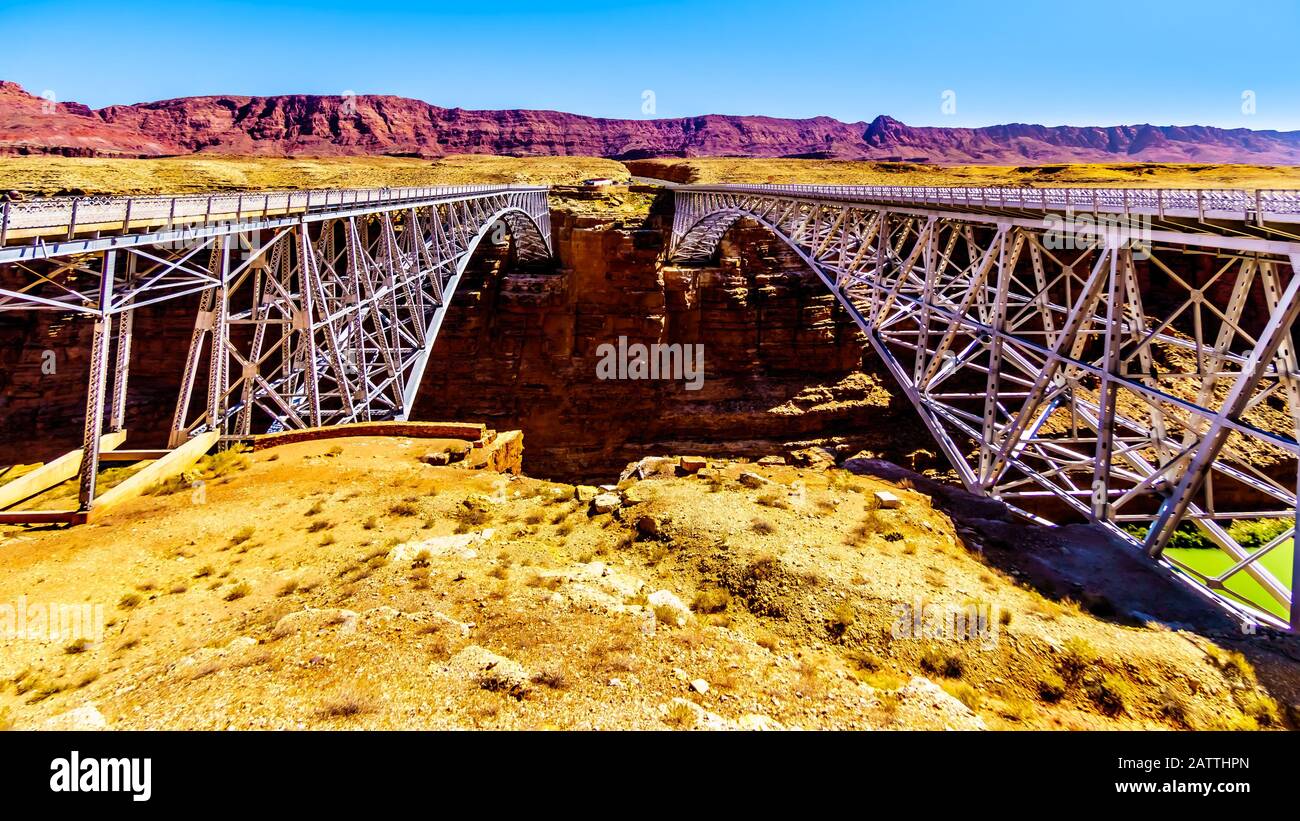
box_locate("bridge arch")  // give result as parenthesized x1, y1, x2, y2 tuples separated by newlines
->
(399, 203, 552, 413)
(669, 185, 1300, 631)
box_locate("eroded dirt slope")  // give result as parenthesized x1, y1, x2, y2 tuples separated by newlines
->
(1, 436, 1294, 731)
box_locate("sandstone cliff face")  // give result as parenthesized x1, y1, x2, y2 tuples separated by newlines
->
(4, 82, 1300, 163)
(0, 81, 179, 158)
(412, 194, 919, 481)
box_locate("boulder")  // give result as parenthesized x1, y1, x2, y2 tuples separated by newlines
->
(447, 645, 530, 697)
(648, 589, 691, 627)
(739, 471, 769, 488)
(893, 676, 987, 731)
(790, 447, 837, 470)
(619, 456, 677, 482)
(574, 485, 599, 502)
(388, 529, 495, 563)
(873, 490, 902, 510)
(419, 451, 451, 466)
(273, 607, 359, 636)
(757, 455, 786, 466)
(590, 493, 622, 515)
(679, 455, 707, 473)
(635, 513, 664, 538)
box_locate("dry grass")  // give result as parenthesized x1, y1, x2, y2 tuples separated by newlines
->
(629, 158, 1300, 190)
(316, 689, 377, 719)
(0, 155, 632, 197)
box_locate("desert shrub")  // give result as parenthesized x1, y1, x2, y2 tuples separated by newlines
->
(317, 690, 375, 718)
(389, 500, 420, 517)
(147, 445, 251, 496)
(1057, 637, 1100, 681)
(1205, 646, 1256, 681)
(1157, 687, 1192, 727)
(662, 701, 697, 729)
(118, 593, 141, 609)
(748, 552, 780, 579)
(692, 587, 731, 614)
(531, 667, 569, 690)
(827, 602, 856, 638)
(1085, 673, 1133, 716)
(941, 681, 982, 711)
(846, 649, 883, 672)
(756, 490, 790, 509)
(919, 647, 964, 678)
(750, 518, 775, 535)
(1237, 691, 1281, 727)
(229, 525, 256, 546)
(454, 507, 492, 533)
(223, 582, 251, 602)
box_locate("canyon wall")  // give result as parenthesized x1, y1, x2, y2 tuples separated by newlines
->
(412, 191, 921, 481)
(5, 81, 1300, 164)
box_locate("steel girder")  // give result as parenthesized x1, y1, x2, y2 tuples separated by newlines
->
(0, 186, 551, 511)
(671, 185, 1300, 631)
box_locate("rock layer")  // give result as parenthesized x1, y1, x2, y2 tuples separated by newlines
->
(3, 82, 1299, 163)
(412, 196, 923, 481)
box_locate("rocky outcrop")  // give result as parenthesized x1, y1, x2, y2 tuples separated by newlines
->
(4, 81, 1299, 163)
(412, 197, 923, 481)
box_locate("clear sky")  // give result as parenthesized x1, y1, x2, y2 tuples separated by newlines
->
(1, 0, 1296, 130)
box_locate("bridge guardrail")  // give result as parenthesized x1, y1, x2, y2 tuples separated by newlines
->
(675, 183, 1300, 224)
(0, 184, 551, 244)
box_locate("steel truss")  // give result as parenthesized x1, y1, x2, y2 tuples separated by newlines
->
(672, 184, 1300, 631)
(0, 185, 551, 513)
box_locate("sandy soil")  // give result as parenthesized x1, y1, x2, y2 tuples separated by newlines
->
(1, 435, 1295, 731)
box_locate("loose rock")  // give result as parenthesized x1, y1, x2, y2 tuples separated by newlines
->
(39, 705, 108, 731)
(648, 589, 691, 627)
(739, 471, 769, 488)
(447, 645, 531, 697)
(590, 493, 622, 515)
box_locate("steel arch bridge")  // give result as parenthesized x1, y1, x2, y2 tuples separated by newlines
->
(0, 185, 550, 516)
(672, 183, 1300, 631)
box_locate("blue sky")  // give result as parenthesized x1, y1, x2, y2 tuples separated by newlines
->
(2, 0, 1297, 130)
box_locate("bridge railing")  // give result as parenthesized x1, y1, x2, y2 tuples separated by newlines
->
(675, 183, 1300, 223)
(0, 184, 549, 242)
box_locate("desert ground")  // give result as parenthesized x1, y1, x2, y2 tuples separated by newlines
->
(0, 155, 632, 197)
(3, 155, 1300, 198)
(0, 434, 1294, 731)
(628, 157, 1300, 188)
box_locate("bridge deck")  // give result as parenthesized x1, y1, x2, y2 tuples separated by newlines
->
(0, 184, 549, 245)
(673, 183, 1300, 227)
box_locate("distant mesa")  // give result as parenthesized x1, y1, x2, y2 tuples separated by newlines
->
(2, 81, 1298, 164)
